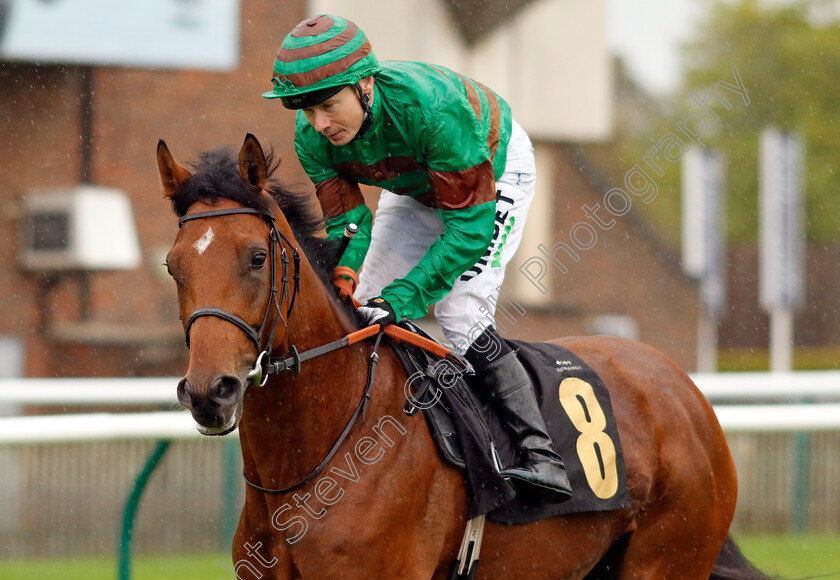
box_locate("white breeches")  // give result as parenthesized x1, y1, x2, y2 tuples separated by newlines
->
(356, 120, 536, 354)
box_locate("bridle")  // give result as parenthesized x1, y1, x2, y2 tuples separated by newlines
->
(178, 207, 300, 385)
(176, 203, 455, 495)
(177, 205, 387, 495)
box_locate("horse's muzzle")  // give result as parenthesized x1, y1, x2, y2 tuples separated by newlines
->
(177, 375, 244, 436)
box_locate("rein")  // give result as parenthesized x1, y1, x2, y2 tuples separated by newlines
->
(242, 323, 453, 495)
(244, 327, 385, 495)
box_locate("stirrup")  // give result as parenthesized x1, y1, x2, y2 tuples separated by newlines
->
(448, 514, 486, 580)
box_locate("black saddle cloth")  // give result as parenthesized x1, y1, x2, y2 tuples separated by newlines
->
(392, 323, 630, 524)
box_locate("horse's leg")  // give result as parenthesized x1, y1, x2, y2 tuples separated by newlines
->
(289, 462, 465, 579)
(615, 436, 737, 579)
(272, 397, 468, 579)
(551, 336, 738, 579)
(231, 490, 301, 580)
(617, 481, 735, 577)
(469, 511, 631, 579)
(591, 346, 737, 578)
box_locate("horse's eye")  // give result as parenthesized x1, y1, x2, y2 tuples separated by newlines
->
(251, 252, 267, 269)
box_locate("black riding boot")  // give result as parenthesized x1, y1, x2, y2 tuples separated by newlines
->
(481, 350, 572, 503)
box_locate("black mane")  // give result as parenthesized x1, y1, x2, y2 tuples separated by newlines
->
(168, 144, 345, 290)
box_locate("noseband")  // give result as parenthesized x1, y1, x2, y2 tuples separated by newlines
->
(178, 207, 300, 385)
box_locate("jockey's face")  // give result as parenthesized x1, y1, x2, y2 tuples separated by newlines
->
(301, 76, 374, 146)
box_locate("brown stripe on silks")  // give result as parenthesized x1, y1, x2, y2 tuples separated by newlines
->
(429, 161, 496, 211)
(273, 40, 372, 88)
(476, 82, 501, 159)
(314, 177, 365, 220)
(290, 16, 335, 37)
(454, 72, 482, 121)
(336, 156, 426, 183)
(278, 22, 358, 62)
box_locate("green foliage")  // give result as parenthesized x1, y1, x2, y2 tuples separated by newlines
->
(594, 1, 840, 245)
(681, 0, 840, 242)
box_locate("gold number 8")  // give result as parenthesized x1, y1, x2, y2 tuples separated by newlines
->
(558, 377, 619, 499)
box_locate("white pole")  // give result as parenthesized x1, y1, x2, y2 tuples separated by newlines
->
(770, 307, 794, 372)
(696, 310, 718, 372)
(682, 149, 725, 373)
(759, 129, 804, 373)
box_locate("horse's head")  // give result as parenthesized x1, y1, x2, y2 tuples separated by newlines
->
(157, 134, 295, 435)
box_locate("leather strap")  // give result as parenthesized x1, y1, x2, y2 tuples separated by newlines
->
(243, 329, 385, 494)
(185, 307, 259, 349)
(384, 325, 450, 359)
(332, 266, 359, 302)
(259, 326, 380, 375)
(178, 207, 271, 227)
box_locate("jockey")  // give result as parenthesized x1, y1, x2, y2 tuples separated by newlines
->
(263, 14, 571, 504)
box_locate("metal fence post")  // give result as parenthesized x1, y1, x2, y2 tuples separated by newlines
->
(221, 438, 241, 551)
(793, 431, 811, 532)
(118, 439, 172, 580)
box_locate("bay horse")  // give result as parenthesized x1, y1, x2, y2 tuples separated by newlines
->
(158, 134, 768, 579)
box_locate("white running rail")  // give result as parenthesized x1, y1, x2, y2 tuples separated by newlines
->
(0, 372, 838, 443)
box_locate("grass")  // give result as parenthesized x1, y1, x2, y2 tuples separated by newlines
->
(0, 552, 233, 580)
(736, 533, 840, 578)
(1, 534, 839, 578)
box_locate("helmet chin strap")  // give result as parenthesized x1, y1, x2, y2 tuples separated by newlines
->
(349, 82, 373, 143)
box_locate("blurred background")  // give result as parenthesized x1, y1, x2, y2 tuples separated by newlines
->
(0, 0, 839, 577)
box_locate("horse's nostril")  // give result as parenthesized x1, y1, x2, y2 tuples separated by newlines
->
(211, 375, 242, 403)
(176, 377, 192, 407)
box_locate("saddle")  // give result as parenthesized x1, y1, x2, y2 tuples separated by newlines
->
(390, 322, 630, 524)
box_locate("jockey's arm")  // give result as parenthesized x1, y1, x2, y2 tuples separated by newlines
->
(295, 131, 373, 273)
(378, 166, 497, 321)
(313, 176, 373, 272)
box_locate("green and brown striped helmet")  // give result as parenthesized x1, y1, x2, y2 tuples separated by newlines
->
(262, 14, 381, 109)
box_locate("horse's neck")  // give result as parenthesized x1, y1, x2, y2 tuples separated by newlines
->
(239, 237, 386, 488)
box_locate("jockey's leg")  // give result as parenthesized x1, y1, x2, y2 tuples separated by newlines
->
(465, 326, 572, 503)
(433, 118, 537, 355)
(435, 120, 571, 503)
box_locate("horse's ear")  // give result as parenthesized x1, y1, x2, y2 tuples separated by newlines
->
(239, 133, 268, 192)
(157, 139, 192, 198)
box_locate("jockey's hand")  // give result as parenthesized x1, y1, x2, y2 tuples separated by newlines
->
(357, 297, 397, 328)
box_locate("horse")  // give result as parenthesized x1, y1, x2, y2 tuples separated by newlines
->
(157, 134, 768, 579)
